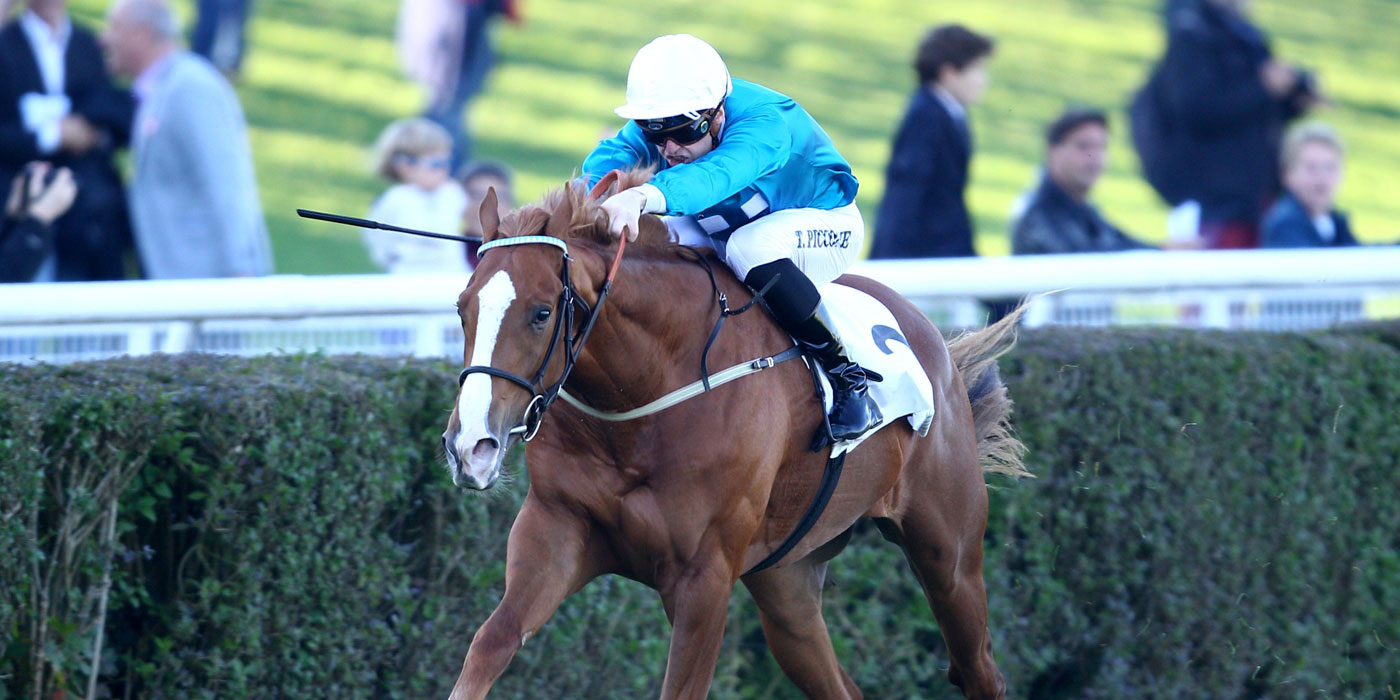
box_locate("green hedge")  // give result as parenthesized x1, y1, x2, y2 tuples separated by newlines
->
(986, 326, 1400, 699)
(2, 326, 1397, 699)
(0, 356, 676, 700)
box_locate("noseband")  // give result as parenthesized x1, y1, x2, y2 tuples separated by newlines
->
(457, 226, 628, 442)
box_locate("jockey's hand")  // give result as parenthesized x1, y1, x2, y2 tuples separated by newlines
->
(601, 188, 648, 241)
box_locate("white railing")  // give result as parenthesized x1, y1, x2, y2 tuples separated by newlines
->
(2, 247, 1398, 364)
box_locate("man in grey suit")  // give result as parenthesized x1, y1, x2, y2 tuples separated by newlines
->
(101, 0, 271, 278)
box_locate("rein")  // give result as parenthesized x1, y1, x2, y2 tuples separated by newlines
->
(454, 174, 628, 441)
(456, 232, 626, 441)
(687, 250, 781, 391)
(462, 223, 838, 578)
(303, 177, 847, 577)
(458, 170, 792, 435)
(557, 247, 798, 422)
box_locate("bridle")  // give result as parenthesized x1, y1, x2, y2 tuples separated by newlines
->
(455, 173, 629, 442)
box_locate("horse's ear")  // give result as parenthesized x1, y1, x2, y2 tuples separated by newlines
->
(480, 187, 502, 242)
(546, 189, 574, 239)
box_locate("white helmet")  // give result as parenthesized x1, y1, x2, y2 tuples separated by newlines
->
(614, 34, 732, 120)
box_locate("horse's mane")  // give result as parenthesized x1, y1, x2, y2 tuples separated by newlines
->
(497, 168, 680, 255)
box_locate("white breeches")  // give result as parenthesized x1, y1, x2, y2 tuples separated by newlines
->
(664, 202, 865, 285)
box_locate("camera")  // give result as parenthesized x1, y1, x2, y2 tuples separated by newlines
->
(17, 162, 60, 214)
(1291, 68, 1320, 102)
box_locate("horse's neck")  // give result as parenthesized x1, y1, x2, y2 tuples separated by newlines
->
(569, 254, 751, 411)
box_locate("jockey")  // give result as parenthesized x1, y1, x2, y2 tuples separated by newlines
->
(583, 34, 881, 441)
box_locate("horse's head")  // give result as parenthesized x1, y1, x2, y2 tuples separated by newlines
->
(443, 172, 673, 489)
(439, 182, 605, 488)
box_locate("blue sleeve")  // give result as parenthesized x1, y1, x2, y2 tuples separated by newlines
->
(1260, 212, 1317, 248)
(651, 110, 791, 215)
(581, 125, 656, 188)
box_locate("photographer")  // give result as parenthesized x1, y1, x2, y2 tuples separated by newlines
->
(1131, 0, 1323, 249)
(2, 0, 136, 281)
(2, 161, 76, 282)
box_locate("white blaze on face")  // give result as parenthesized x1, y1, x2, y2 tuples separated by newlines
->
(454, 271, 516, 454)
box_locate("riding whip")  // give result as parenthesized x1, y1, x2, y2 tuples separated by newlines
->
(295, 208, 481, 243)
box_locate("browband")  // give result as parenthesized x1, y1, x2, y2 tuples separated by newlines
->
(478, 236, 569, 256)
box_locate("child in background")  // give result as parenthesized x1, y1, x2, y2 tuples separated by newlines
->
(363, 118, 470, 275)
(870, 24, 995, 260)
(456, 159, 514, 270)
(1261, 122, 1356, 248)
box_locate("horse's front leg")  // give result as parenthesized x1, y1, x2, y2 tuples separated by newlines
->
(447, 496, 599, 700)
(657, 555, 738, 700)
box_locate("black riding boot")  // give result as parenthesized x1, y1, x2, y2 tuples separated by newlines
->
(745, 260, 883, 441)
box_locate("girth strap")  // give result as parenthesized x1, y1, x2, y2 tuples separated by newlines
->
(743, 450, 848, 576)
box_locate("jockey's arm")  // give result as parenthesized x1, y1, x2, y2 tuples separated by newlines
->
(582, 124, 659, 189)
(651, 112, 791, 216)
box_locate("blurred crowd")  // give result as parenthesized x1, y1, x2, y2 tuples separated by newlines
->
(0, 0, 269, 283)
(868, 0, 1378, 263)
(0, 0, 517, 282)
(363, 0, 517, 276)
(1, 0, 1387, 285)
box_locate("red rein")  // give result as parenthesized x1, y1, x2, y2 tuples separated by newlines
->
(586, 170, 629, 284)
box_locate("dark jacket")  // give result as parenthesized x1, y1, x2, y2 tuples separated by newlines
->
(1130, 0, 1301, 225)
(1012, 174, 1153, 255)
(0, 215, 54, 282)
(1260, 192, 1356, 248)
(0, 18, 136, 280)
(0, 20, 133, 175)
(870, 87, 974, 259)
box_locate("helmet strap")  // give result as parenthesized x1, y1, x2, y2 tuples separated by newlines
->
(709, 101, 726, 148)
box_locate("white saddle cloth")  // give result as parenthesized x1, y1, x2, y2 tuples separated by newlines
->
(812, 283, 936, 457)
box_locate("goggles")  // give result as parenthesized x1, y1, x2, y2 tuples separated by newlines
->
(395, 153, 452, 171)
(635, 109, 717, 147)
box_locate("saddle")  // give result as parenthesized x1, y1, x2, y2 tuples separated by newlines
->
(805, 283, 936, 456)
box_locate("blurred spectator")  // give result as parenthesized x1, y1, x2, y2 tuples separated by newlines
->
(1130, 0, 1322, 249)
(399, 0, 519, 169)
(870, 24, 993, 260)
(190, 0, 252, 77)
(102, 0, 273, 278)
(0, 0, 135, 281)
(1260, 122, 1356, 249)
(1013, 109, 1156, 255)
(457, 158, 511, 269)
(363, 117, 470, 276)
(1, 160, 75, 281)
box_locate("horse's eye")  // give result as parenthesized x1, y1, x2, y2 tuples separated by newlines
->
(532, 307, 552, 325)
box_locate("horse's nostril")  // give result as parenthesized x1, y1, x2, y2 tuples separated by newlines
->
(472, 437, 500, 460)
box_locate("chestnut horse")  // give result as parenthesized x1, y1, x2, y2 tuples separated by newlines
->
(441, 172, 1029, 700)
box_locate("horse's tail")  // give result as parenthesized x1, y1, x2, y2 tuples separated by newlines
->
(945, 306, 1033, 479)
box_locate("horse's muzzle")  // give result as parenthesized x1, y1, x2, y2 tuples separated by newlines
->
(445, 431, 504, 489)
